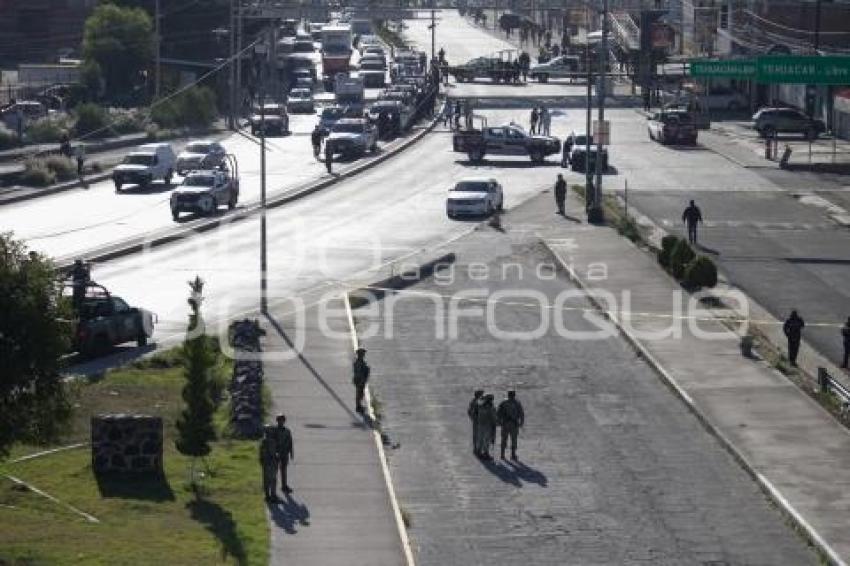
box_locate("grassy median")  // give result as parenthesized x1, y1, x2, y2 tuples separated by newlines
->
(0, 350, 268, 565)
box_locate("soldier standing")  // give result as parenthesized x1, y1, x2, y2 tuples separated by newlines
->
(324, 140, 333, 174)
(467, 390, 484, 455)
(474, 394, 498, 460)
(352, 347, 370, 414)
(275, 414, 294, 494)
(841, 317, 850, 369)
(497, 390, 525, 460)
(783, 310, 805, 367)
(682, 200, 703, 245)
(70, 258, 90, 311)
(554, 173, 567, 215)
(259, 424, 280, 502)
(311, 125, 323, 159)
(529, 107, 539, 135)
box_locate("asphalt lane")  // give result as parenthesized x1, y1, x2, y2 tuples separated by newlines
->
(357, 212, 816, 565)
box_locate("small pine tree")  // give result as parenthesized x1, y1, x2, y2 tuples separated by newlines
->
(658, 235, 680, 269)
(670, 239, 696, 280)
(684, 256, 718, 289)
(175, 276, 216, 484)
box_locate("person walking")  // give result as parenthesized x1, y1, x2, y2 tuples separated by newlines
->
(474, 394, 498, 460)
(529, 107, 539, 135)
(841, 317, 850, 368)
(554, 173, 567, 215)
(467, 389, 484, 455)
(561, 134, 572, 168)
(454, 100, 462, 130)
(682, 200, 703, 245)
(497, 390, 524, 460)
(783, 310, 805, 367)
(275, 414, 294, 494)
(352, 347, 370, 414)
(324, 140, 333, 174)
(311, 125, 323, 159)
(441, 98, 452, 128)
(75, 144, 86, 179)
(59, 134, 72, 158)
(259, 424, 280, 502)
(540, 106, 551, 136)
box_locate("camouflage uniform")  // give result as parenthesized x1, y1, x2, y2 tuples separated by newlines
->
(474, 395, 497, 459)
(259, 425, 279, 502)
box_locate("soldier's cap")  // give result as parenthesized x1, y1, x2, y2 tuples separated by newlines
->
(484, 393, 494, 400)
(276, 413, 286, 422)
(356, 347, 367, 354)
(474, 389, 484, 396)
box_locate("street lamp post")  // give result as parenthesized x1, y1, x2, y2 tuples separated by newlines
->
(154, 0, 161, 99)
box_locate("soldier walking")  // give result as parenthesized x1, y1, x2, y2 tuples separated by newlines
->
(474, 394, 498, 460)
(324, 140, 333, 174)
(529, 107, 539, 135)
(554, 173, 567, 215)
(275, 414, 294, 494)
(540, 106, 551, 136)
(311, 125, 323, 160)
(783, 310, 805, 367)
(352, 347, 370, 414)
(841, 317, 850, 369)
(682, 199, 703, 245)
(497, 390, 525, 460)
(467, 390, 484, 455)
(259, 424, 280, 502)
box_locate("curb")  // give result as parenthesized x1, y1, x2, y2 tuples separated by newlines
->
(0, 172, 113, 205)
(541, 239, 846, 566)
(55, 115, 441, 269)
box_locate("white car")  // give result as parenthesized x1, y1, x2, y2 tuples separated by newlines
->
(175, 140, 226, 175)
(446, 178, 504, 218)
(112, 142, 176, 191)
(326, 118, 378, 157)
(287, 88, 315, 113)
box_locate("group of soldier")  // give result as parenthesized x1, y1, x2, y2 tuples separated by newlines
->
(467, 389, 525, 461)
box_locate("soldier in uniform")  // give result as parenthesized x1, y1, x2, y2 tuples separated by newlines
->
(497, 390, 525, 460)
(682, 200, 703, 245)
(475, 394, 498, 460)
(841, 316, 850, 369)
(783, 310, 805, 367)
(352, 347, 370, 414)
(467, 389, 484, 455)
(554, 173, 567, 215)
(311, 125, 323, 159)
(70, 259, 90, 311)
(275, 414, 294, 494)
(259, 424, 280, 502)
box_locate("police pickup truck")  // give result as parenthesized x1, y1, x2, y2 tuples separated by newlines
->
(452, 122, 561, 164)
(170, 154, 239, 220)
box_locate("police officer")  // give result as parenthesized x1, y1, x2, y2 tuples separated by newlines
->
(311, 125, 323, 160)
(497, 390, 524, 460)
(467, 389, 484, 455)
(259, 424, 280, 502)
(554, 173, 567, 215)
(352, 347, 370, 414)
(840, 317, 850, 369)
(70, 258, 90, 311)
(783, 310, 805, 367)
(682, 200, 703, 245)
(275, 414, 294, 494)
(474, 394, 497, 460)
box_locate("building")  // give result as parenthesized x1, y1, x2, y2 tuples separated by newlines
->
(0, 0, 96, 67)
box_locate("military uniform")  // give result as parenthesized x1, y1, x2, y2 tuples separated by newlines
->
(783, 311, 805, 367)
(259, 425, 279, 502)
(475, 395, 497, 459)
(275, 418, 294, 494)
(497, 392, 525, 460)
(352, 349, 370, 414)
(842, 318, 850, 368)
(467, 390, 484, 455)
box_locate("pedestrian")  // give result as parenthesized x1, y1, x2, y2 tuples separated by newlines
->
(681, 199, 703, 245)
(783, 310, 805, 367)
(352, 347, 370, 414)
(275, 414, 294, 494)
(554, 173, 567, 215)
(441, 98, 452, 127)
(519, 51, 530, 82)
(70, 258, 90, 311)
(841, 317, 850, 369)
(561, 134, 572, 167)
(75, 144, 86, 178)
(467, 389, 484, 455)
(529, 107, 539, 135)
(438, 47, 446, 64)
(540, 106, 551, 135)
(311, 125, 322, 159)
(59, 134, 71, 158)
(260, 424, 280, 502)
(324, 140, 333, 174)
(454, 100, 462, 130)
(497, 390, 524, 460)
(474, 394, 497, 460)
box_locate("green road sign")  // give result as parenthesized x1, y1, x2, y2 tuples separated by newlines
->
(691, 59, 756, 79)
(757, 55, 850, 84)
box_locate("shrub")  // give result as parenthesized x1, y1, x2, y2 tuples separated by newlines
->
(43, 155, 77, 182)
(20, 159, 56, 187)
(25, 117, 69, 144)
(616, 215, 641, 242)
(684, 255, 718, 289)
(73, 103, 109, 138)
(109, 107, 146, 135)
(151, 86, 217, 130)
(0, 125, 17, 150)
(658, 234, 680, 268)
(669, 239, 695, 280)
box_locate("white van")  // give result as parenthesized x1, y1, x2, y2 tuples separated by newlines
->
(112, 142, 176, 191)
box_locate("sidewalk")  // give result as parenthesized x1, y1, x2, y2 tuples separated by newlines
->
(538, 199, 850, 563)
(261, 300, 405, 566)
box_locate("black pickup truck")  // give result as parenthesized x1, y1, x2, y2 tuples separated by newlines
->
(452, 122, 561, 164)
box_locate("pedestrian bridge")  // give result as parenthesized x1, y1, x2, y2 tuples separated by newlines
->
(609, 11, 640, 53)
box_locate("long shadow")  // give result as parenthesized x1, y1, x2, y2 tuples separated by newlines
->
(115, 182, 175, 195)
(268, 493, 311, 535)
(695, 243, 721, 256)
(264, 313, 363, 425)
(95, 472, 175, 501)
(455, 159, 560, 169)
(562, 213, 582, 223)
(187, 497, 247, 565)
(479, 458, 522, 487)
(507, 459, 548, 487)
(785, 257, 850, 266)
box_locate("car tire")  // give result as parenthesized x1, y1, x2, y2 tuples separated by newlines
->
(171, 208, 179, 221)
(497, 199, 504, 211)
(228, 193, 237, 210)
(538, 74, 549, 83)
(114, 181, 122, 192)
(530, 149, 544, 163)
(95, 334, 111, 357)
(468, 147, 485, 162)
(137, 330, 148, 347)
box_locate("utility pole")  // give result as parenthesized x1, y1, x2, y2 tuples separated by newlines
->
(584, 4, 593, 217)
(236, 1, 243, 120)
(259, 28, 270, 315)
(154, 0, 161, 99)
(229, 0, 236, 129)
(587, 0, 607, 224)
(430, 9, 436, 63)
(814, 0, 822, 52)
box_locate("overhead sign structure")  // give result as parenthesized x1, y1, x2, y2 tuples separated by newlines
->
(690, 56, 850, 84)
(690, 59, 756, 79)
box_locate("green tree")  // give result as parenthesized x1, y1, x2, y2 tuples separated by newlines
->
(0, 234, 72, 459)
(175, 276, 216, 483)
(82, 4, 154, 99)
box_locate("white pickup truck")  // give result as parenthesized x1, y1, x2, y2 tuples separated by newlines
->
(326, 118, 378, 158)
(170, 155, 240, 220)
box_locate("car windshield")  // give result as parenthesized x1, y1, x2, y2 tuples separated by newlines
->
(186, 143, 211, 153)
(453, 181, 491, 192)
(183, 175, 215, 187)
(332, 123, 364, 134)
(123, 154, 154, 165)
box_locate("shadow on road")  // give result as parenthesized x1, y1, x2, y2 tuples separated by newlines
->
(187, 497, 247, 565)
(96, 471, 175, 501)
(479, 457, 548, 488)
(269, 493, 311, 535)
(65, 344, 157, 378)
(455, 159, 561, 169)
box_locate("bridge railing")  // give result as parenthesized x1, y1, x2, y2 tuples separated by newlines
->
(608, 11, 640, 52)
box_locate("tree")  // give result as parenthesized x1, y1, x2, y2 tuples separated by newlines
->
(0, 233, 72, 459)
(175, 276, 216, 483)
(82, 4, 154, 99)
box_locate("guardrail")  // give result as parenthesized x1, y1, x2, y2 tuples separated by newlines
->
(818, 367, 850, 414)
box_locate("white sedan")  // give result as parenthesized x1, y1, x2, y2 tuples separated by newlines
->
(446, 178, 504, 219)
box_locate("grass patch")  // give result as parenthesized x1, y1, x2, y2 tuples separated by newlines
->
(0, 348, 267, 565)
(571, 183, 647, 244)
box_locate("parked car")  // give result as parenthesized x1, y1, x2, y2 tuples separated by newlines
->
(250, 103, 289, 135)
(287, 88, 315, 113)
(647, 110, 698, 145)
(326, 118, 378, 157)
(112, 142, 176, 191)
(170, 155, 240, 220)
(453, 122, 561, 164)
(309, 22, 325, 40)
(175, 140, 226, 175)
(753, 107, 825, 139)
(529, 55, 582, 83)
(569, 144, 608, 173)
(563, 132, 593, 157)
(669, 88, 748, 111)
(362, 46, 387, 62)
(446, 177, 504, 218)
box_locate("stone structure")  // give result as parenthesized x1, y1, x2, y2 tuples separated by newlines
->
(91, 414, 163, 474)
(229, 319, 266, 439)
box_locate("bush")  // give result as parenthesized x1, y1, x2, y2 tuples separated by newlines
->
(669, 239, 695, 279)
(73, 102, 109, 138)
(20, 159, 56, 187)
(616, 215, 641, 242)
(151, 86, 217, 129)
(684, 255, 718, 289)
(43, 155, 77, 182)
(109, 107, 147, 135)
(0, 125, 17, 150)
(25, 117, 69, 144)
(658, 234, 680, 268)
